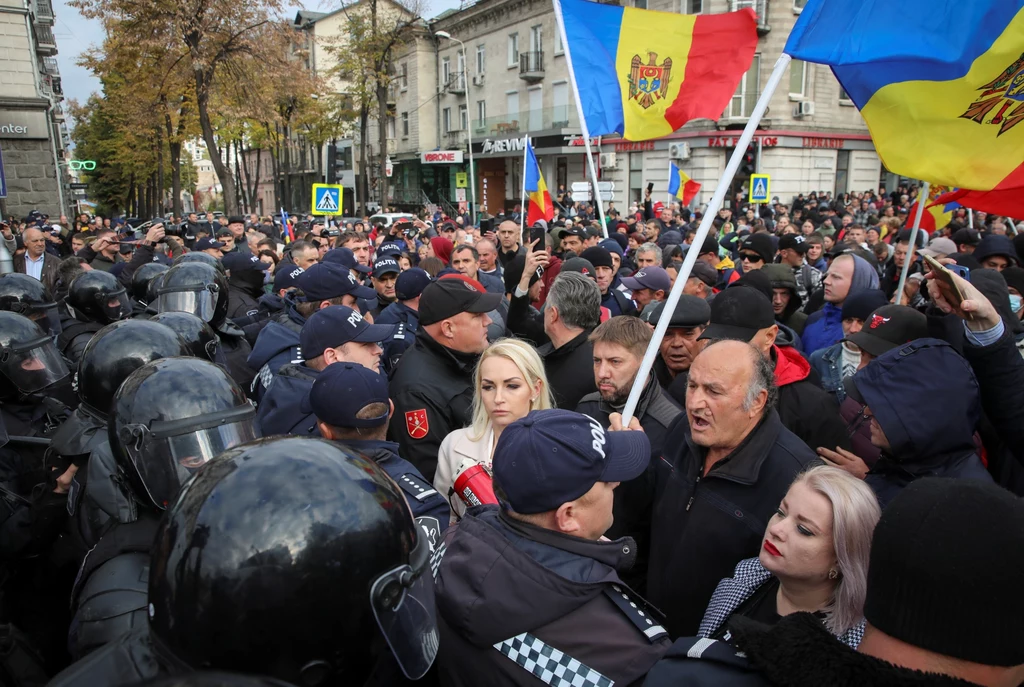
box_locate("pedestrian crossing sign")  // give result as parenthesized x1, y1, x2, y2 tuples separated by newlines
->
(311, 184, 343, 215)
(748, 174, 770, 203)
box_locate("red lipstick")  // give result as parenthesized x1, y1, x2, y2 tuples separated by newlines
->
(763, 540, 781, 557)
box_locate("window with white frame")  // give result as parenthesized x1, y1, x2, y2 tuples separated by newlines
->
(400, 62, 408, 90)
(442, 57, 451, 85)
(789, 59, 806, 97)
(730, 53, 761, 118)
(386, 115, 396, 139)
(476, 44, 485, 73)
(459, 104, 468, 131)
(529, 25, 542, 54)
(443, 107, 452, 133)
(477, 100, 486, 122)
(401, 112, 409, 137)
(508, 33, 519, 67)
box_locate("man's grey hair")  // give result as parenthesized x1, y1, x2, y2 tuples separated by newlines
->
(705, 339, 778, 412)
(548, 272, 601, 330)
(637, 242, 662, 263)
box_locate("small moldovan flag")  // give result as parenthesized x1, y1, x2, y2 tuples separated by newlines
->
(668, 162, 701, 205)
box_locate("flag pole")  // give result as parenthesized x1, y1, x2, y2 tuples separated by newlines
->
(967, 207, 974, 229)
(895, 181, 929, 302)
(521, 135, 530, 245)
(621, 53, 792, 427)
(552, 0, 608, 238)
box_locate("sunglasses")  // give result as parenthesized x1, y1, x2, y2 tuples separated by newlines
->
(740, 253, 764, 263)
(69, 160, 97, 171)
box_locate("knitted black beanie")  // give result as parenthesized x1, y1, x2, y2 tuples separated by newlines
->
(864, 478, 1024, 666)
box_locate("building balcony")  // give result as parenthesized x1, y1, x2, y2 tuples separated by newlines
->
(444, 129, 468, 149)
(34, 24, 56, 54)
(730, 0, 771, 35)
(445, 72, 466, 95)
(32, 0, 54, 24)
(519, 51, 544, 83)
(473, 105, 577, 136)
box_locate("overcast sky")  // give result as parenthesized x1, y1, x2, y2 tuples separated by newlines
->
(54, 0, 468, 107)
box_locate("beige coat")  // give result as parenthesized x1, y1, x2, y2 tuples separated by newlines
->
(434, 425, 495, 521)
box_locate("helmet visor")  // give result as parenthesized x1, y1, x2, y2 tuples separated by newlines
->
(1, 336, 70, 393)
(20, 303, 62, 337)
(99, 289, 131, 322)
(125, 405, 257, 509)
(156, 286, 217, 322)
(369, 529, 438, 680)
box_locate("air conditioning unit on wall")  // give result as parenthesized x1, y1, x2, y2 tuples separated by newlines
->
(794, 101, 815, 117)
(669, 142, 691, 160)
(599, 152, 617, 168)
(473, 73, 485, 86)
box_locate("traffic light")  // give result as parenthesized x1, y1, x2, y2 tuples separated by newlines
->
(739, 144, 757, 177)
(326, 145, 337, 185)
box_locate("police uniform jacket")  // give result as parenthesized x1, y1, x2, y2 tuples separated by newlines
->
(435, 506, 671, 687)
(388, 330, 479, 482)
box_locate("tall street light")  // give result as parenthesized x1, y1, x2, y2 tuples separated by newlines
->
(435, 31, 477, 222)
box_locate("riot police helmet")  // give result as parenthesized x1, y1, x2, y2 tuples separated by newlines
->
(149, 312, 219, 361)
(78, 319, 190, 417)
(131, 262, 170, 304)
(0, 272, 62, 336)
(172, 251, 225, 274)
(110, 357, 256, 510)
(68, 270, 131, 324)
(148, 436, 438, 685)
(155, 262, 228, 326)
(0, 311, 70, 397)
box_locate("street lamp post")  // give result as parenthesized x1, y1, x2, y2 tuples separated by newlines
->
(435, 31, 477, 222)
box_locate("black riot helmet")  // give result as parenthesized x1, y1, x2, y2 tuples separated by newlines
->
(172, 251, 225, 274)
(148, 437, 438, 685)
(0, 272, 62, 336)
(155, 262, 228, 326)
(131, 262, 170, 304)
(149, 312, 219, 361)
(68, 270, 131, 324)
(78, 319, 190, 417)
(0, 311, 70, 398)
(110, 357, 256, 510)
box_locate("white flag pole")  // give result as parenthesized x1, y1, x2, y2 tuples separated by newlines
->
(621, 53, 792, 427)
(552, 0, 608, 238)
(895, 181, 930, 301)
(521, 135, 530, 244)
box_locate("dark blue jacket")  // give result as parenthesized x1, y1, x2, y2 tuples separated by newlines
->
(808, 342, 844, 404)
(255, 363, 320, 438)
(247, 321, 302, 402)
(376, 301, 419, 375)
(340, 439, 450, 527)
(853, 337, 992, 508)
(801, 302, 843, 354)
(476, 270, 505, 295)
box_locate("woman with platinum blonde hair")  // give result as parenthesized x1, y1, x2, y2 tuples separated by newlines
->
(698, 465, 881, 647)
(434, 338, 555, 520)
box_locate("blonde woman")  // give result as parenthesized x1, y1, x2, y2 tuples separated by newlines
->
(435, 338, 555, 520)
(699, 465, 881, 647)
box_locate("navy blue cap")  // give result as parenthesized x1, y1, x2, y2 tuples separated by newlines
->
(194, 237, 224, 251)
(372, 256, 401, 278)
(296, 263, 375, 301)
(274, 264, 304, 292)
(492, 409, 651, 515)
(323, 247, 372, 274)
(377, 241, 404, 257)
(299, 305, 398, 360)
(222, 252, 270, 272)
(395, 268, 432, 300)
(307, 362, 390, 428)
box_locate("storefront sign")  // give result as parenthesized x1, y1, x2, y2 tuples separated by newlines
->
(615, 141, 655, 152)
(802, 137, 845, 149)
(480, 138, 527, 154)
(564, 135, 602, 147)
(708, 136, 779, 148)
(0, 109, 49, 140)
(420, 150, 464, 163)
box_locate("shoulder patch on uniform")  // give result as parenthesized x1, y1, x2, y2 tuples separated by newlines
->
(394, 323, 405, 339)
(605, 584, 668, 643)
(405, 409, 429, 439)
(399, 473, 438, 501)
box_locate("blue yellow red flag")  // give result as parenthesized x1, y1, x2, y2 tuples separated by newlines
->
(555, 0, 757, 141)
(907, 186, 953, 233)
(784, 0, 1024, 217)
(280, 208, 292, 244)
(524, 143, 553, 226)
(667, 162, 701, 206)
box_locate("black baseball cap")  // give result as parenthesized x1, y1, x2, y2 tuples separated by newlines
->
(560, 257, 597, 280)
(492, 409, 650, 515)
(395, 268, 432, 300)
(687, 261, 718, 287)
(372, 256, 401, 278)
(843, 304, 928, 358)
(299, 305, 398, 360)
(296, 263, 375, 301)
(216, 227, 233, 238)
(274, 265, 304, 292)
(222, 252, 270, 273)
(418, 278, 501, 326)
(952, 228, 981, 247)
(323, 247, 372, 274)
(558, 226, 587, 240)
(698, 235, 720, 257)
(307, 362, 390, 428)
(777, 234, 810, 254)
(698, 287, 775, 341)
(194, 237, 224, 251)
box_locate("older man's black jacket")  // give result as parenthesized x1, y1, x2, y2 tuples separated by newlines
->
(647, 409, 819, 638)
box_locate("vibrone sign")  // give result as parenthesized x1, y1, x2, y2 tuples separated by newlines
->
(420, 151, 464, 164)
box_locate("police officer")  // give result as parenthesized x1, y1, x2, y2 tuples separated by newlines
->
(48, 436, 439, 686)
(222, 252, 270, 321)
(368, 255, 400, 319)
(256, 305, 397, 437)
(0, 272, 64, 338)
(247, 263, 376, 401)
(62, 270, 132, 363)
(376, 268, 429, 374)
(310, 362, 449, 529)
(128, 262, 169, 316)
(155, 260, 254, 394)
(388, 278, 501, 481)
(433, 409, 669, 685)
(68, 357, 257, 659)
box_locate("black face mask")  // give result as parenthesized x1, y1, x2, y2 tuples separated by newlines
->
(231, 270, 265, 298)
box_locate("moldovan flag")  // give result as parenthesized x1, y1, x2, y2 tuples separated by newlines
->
(668, 162, 701, 205)
(907, 186, 954, 232)
(554, 0, 758, 141)
(524, 143, 554, 225)
(784, 0, 1024, 217)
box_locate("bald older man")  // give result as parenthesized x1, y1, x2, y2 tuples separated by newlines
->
(646, 339, 819, 638)
(14, 227, 61, 292)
